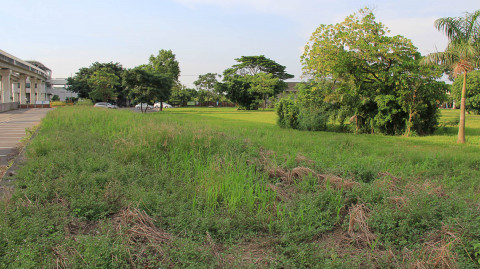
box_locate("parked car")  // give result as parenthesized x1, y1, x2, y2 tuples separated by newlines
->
(154, 102, 172, 108)
(135, 103, 154, 110)
(94, 102, 118, 109)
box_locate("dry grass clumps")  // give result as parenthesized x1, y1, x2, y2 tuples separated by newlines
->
(323, 174, 359, 190)
(375, 171, 402, 193)
(113, 206, 172, 265)
(295, 153, 314, 165)
(347, 204, 377, 248)
(411, 226, 460, 269)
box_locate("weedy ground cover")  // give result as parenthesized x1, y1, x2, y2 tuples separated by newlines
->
(0, 107, 479, 268)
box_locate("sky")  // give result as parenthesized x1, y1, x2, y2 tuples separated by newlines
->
(1, 0, 479, 87)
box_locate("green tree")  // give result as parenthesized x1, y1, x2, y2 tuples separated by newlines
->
(217, 55, 293, 109)
(87, 69, 120, 102)
(143, 49, 180, 110)
(422, 10, 480, 143)
(249, 73, 280, 109)
(301, 8, 444, 135)
(145, 49, 180, 82)
(67, 62, 126, 105)
(123, 67, 173, 113)
(169, 83, 197, 106)
(194, 73, 220, 92)
(452, 70, 480, 114)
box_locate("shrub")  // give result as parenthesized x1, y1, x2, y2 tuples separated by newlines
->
(50, 101, 66, 107)
(276, 97, 299, 129)
(51, 95, 60, 101)
(76, 99, 93, 106)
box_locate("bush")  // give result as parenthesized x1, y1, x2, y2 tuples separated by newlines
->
(50, 101, 66, 107)
(76, 99, 93, 106)
(51, 95, 60, 101)
(276, 97, 299, 129)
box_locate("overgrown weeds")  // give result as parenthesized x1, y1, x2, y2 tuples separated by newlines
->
(0, 107, 479, 268)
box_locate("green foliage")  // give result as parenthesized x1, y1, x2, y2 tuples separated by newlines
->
(452, 70, 480, 114)
(88, 68, 120, 102)
(2, 107, 480, 267)
(123, 67, 174, 113)
(145, 49, 180, 82)
(66, 62, 126, 105)
(301, 8, 446, 135)
(217, 55, 293, 110)
(51, 95, 60, 101)
(75, 99, 93, 106)
(194, 73, 220, 92)
(276, 97, 299, 128)
(169, 83, 197, 106)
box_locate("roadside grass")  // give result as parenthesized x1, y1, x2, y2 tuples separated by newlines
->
(0, 106, 479, 268)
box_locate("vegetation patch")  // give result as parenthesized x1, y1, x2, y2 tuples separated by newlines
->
(1, 106, 480, 267)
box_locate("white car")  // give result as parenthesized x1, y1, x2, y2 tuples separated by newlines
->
(94, 102, 118, 109)
(154, 102, 172, 108)
(135, 103, 153, 110)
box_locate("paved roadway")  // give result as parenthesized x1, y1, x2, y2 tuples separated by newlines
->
(0, 108, 52, 166)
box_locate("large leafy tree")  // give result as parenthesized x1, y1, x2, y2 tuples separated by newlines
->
(249, 73, 280, 109)
(194, 73, 220, 92)
(87, 69, 120, 102)
(123, 67, 173, 113)
(452, 70, 480, 114)
(301, 8, 445, 135)
(217, 55, 293, 109)
(67, 62, 126, 104)
(145, 49, 180, 82)
(422, 10, 480, 143)
(142, 49, 180, 110)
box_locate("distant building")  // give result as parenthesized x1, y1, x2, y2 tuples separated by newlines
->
(0, 49, 77, 106)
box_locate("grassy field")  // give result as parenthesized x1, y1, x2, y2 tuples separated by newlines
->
(1, 106, 479, 268)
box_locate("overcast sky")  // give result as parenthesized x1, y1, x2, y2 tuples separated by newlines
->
(1, 0, 478, 86)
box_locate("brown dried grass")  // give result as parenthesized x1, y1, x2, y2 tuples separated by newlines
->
(113, 206, 172, 266)
(348, 204, 377, 247)
(295, 154, 314, 165)
(323, 174, 359, 190)
(412, 226, 460, 269)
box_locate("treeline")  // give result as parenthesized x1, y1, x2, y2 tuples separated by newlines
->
(67, 53, 295, 111)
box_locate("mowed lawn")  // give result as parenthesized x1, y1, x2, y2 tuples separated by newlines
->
(1, 106, 479, 268)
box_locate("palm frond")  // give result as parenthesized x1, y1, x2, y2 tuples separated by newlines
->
(435, 17, 465, 41)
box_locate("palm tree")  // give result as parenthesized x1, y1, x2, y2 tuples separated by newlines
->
(423, 10, 480, 143)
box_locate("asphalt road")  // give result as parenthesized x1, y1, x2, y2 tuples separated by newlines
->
(0, 108, 52, 166)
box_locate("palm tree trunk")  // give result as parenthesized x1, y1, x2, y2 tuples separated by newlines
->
(457, 72, 467, 143)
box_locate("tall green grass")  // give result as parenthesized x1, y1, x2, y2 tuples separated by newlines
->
(0, 106, 479, 268)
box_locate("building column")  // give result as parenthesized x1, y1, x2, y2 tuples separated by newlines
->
(19, 74, 27, 104)
(0, 69, 12, 103)
(11, 81, 18, 102)
(38, 80, 45, 101)
(30, 77, 37, 103)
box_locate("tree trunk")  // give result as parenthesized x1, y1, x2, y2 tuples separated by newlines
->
(263, 94, 266, 110)
(160, 101, 163, 111)
(457, 72, 467, 144)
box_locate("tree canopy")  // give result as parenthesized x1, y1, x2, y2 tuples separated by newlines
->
(145, 49, 180, 82)
(123, 67, 173, 113)
(217, 55, 293, 109)
(66, 62, 126, 104)
(299, 8, 446, 135)
(452, 70, 480, 114)
(87, 69, 120, 102)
